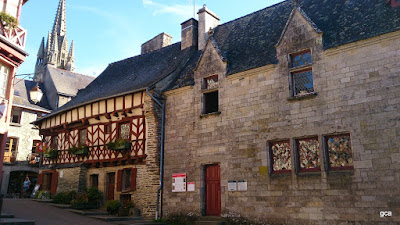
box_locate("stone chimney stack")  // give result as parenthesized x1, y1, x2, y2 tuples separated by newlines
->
(181, 18, 198, 50)
(141, 33, 172, 55)
(197, 5, 219, 51)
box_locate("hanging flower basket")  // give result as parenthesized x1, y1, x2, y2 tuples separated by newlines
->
(107, 139, 131, 151)
(43, 149, 58, 159)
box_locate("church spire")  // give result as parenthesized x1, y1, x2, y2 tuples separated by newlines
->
(66, 40, 75, 71)
(52, 0, 67, 38)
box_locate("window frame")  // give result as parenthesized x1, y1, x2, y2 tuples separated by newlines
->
(6, 137, 18, 154)
(105, 124, 112, 134)
(268, 140, 292, 175)
(90, 174, 99, 188)
(201, 74, 220, 115)
(288, 50, 315, 98)
(121, 168, 131, 191)
(203, 90, 219, 114)
(51, 135, 58, 150)
(32, 140, 41, 153)
(295, 136, 321, 173)
(323, 134, 354, 172)
(79, 129, 88, 146)
(0, 62, 10, 98)
(118, 121, 131, 140)
(10, 107, 22, 124)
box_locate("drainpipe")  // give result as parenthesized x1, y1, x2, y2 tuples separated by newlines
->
(146, 88, 165, 220)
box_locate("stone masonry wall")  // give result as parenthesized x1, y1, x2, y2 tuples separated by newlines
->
(162, 15, 400, 225)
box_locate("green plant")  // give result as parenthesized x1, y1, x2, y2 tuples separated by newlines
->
(0, 11, 18, 29)
(86, 187, 102, 204)
(70, 193, 89, 210)
(68, 145, 89, 155)
(43, 149, 58, 159)
(35, 190, 51, 200)
(106, 200, 121, 215)
(118, 200, 134, 217)
(164, 213, 200, 225)
(52, 191, 77, 204)
(106, 139, 131, 151)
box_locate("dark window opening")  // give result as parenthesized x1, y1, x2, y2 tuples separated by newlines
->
(32, 140, 40, 153)
(105, 124, 112, 134)
(90, 174, 99, 188)
(10, 108, 22, 124)
(122, 169, 131, 191)
(204, 91, 219, 114)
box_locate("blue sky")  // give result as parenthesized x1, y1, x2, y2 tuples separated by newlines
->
(18, 0, 283, 78)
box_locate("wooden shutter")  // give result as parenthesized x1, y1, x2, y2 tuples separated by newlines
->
(130, 168, 137, 191)
(50, 171, 58, 195)
(37, 173, 43, 185)
(116, 169, 123, 191)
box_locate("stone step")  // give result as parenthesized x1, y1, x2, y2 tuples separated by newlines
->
(89, 215, 142, 222)
(194, 221, 225, 225)
(48, 203, 70, 209)
(67, 209, 108, 216)
(0, 218, 35, 225)
(0, 215, 14, 219)
(114, 221, 166, 225)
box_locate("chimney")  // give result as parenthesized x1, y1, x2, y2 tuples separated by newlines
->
(197, 5, 220, 51)
(141, 33, 172, 55)
(181, 18, 198, 50)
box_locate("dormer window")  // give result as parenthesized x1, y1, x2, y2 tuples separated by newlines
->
(202, 75, 219, 115)
(289, 50, 314, 97)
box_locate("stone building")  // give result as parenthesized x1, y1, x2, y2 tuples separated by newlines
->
(1, 0, 94, 197)
(161, 0, 400, 224)
(34, 0, 400, 223)
(0, 0, 29, 194)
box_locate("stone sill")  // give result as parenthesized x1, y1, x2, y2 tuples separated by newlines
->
(287, 92, 318, 101)
(326, 169, 354, 176)
(10, 123, 22, 127)
(200, 111, 221, 118)
(296, 171, 321, 176)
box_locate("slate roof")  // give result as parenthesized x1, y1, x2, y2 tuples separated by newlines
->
(212, 0, 400, 75)
(46, 66, 95, 96)
(40, 43, 197, 119)
(12, 78, 51, 112)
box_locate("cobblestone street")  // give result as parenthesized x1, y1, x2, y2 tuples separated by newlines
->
(3, 198, 114, 225)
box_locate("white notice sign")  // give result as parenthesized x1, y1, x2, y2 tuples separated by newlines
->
(228, 180, 237, 191)
(237, 180, 247, 191)
(172, 173, 186, 192)
(187, 182, 195, 192)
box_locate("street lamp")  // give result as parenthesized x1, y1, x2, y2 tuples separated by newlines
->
(29, 84, 43, 104)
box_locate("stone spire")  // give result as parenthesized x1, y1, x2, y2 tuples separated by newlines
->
(66, 40, 75, 71)
(52, 0, 67, 38)
(34, 37, 46, 82)
(34, 0, 76, 82)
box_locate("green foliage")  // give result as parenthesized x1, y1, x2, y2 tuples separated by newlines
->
(43, 149, 58, 159)
(68, 145, 89, 155)
(106, 200, 121, 215)
(118, 200, 134, 217)
(35, 191, 51, 200)
(106, 139, 131, 151)
(86, 187, 103, 203)
(163, 213, 199, 225)
(0, 11, 18, 29)
(70, 188, 103, 210)
(52, 191, 77, 204)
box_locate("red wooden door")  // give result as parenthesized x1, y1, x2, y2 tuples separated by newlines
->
(205, 164, 221, 216)
(106, 173, 115, 200)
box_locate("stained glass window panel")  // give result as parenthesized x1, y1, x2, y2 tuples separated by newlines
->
(293, 70, 314, 96)
(291, 51, 312, 68)
(119, 123, 130, 140)
(271, 141, 291, 173)
(297, 138, 320, 171)
(327, 134, 353, 169)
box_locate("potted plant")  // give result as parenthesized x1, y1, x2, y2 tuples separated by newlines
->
(0, 11, 18, 30)
(43, 149, 58, 159)
(107, 139, 131, 151)
(68, 145, 89, 156)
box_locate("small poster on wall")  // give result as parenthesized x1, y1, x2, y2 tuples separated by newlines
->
(187, 182, 195, 192)
(237, 180, 247, 191)
(172, 173, 186, 192)
(228, 180, 237, 191)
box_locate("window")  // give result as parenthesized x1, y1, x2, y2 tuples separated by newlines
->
(6, 137, 18, 154)
(117, 168, 137, 192)
(204, 91, 219, 114)
(289, 51, 314, 97)
(296, 137, 320, 173)
(32, 140, 41, 153)
(79, 129, 87, 146)
(324, 134, 354, 171)
(202, 75, 219, 115)
(118, 122, 130, 140)
(269, 140, 291, 174)
(90, 174, 99, 188)
(10, 107, 22, 124)
(105, 124, 112, 134)
(51, 136, 58, 150)
(0, 62, 10, 98)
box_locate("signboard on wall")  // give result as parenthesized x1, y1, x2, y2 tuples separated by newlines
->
(187, 182, 195, 192)
(172, 173, 186, 192)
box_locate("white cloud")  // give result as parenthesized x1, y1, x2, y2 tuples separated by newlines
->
(76, 64, 108, 77)
(142, 0, 199, 18)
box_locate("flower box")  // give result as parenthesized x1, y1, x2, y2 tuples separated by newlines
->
(107, 139, 131, 151)
(44, 150, 58, 159)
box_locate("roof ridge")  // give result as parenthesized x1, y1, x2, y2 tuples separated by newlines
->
(49, 66, 95, 79)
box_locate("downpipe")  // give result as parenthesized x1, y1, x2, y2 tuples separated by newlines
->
(146, 88, 165, 220)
